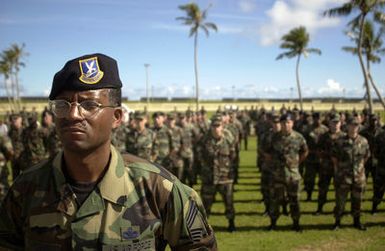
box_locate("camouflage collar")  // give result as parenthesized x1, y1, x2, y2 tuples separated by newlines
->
(52, 145, 131, 207)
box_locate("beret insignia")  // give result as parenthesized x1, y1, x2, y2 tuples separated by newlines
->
(78, 56, 104, 84)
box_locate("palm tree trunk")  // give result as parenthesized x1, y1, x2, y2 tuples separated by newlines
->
(194, 32, 199, 112)
(368, 72, 385, 110)
(15, 70, 21, 112)
(357, 14, 373, 113)
(3, 76, 14, 111)
(295, 54, 303, 111)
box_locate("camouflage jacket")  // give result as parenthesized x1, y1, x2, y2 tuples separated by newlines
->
(332, 135, 370, 185)
(152, 126, 173, 163)
(134, 128, 156, 161)
(304, 124, 329, 162)
(125, 128, 137, 155)
(8, 126, 23, 159)
(111, 124, 129, 153)
(20, 124, 48, 166)
(198, 129, 235, 185)
(270, 130, 308, 181)
(179, 125, 194, 159)
(0, 145, 217, 250)
(318, 130, 346, 163)
(374, 130, 385, 176)
(0, 135, 13, 168)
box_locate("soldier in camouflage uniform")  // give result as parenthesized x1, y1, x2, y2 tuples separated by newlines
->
(226, 110, 243, 184)
(111, 120, 129, 153)
(0, 53, 216, 250)
(315, 113, 346, 215)
(360, 114, 382, 182)
(331, 117, 370, 231)
(0, 135, 13, 203)
(198, 114, 236, 232)
(19, 115, 48, 171)
(268, 113, 308, 231)
(129, 111, 157, 162)
(259, 115, 282, 215)
(303, 112, 329, 201)
(372, 126, 385, 214)
(41, 110, 62, 159)
(8, 114, 24, 179)
(152, 112, 174, 170)
(166, 113, 184, 179)
(178, 113, 196, 187)
(125, 113, 137, 155)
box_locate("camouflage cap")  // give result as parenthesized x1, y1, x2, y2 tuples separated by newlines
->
(312, 112, 320, 119)
(152, 111, 165, 118)
(49, 53, 122, 100)
(329, 113, 341, 122)
(347, 116, 360, 125)
(167, 112, 176, 120)
(134, 111, 146, 120)
(272, 115, 280, 123)
(210, 114, 223, 126)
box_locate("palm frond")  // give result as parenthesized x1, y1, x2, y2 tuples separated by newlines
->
(204, 22, 218, 32)
(323, 3, 353, 17)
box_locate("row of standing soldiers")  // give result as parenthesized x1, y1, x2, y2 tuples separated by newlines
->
(111, 108, 250, 232)
(0, 108, 62, 200)
(256, 108, 385, 231)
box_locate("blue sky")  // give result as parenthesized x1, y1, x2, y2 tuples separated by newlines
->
(1, 0, 384, 100)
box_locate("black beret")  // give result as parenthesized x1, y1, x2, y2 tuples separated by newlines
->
(49, 53, 122, 100)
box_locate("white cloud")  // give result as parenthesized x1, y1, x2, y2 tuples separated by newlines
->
(317, 79, 344, 96)
(259, 0, 343, 46)
(239, 0, 257, 13)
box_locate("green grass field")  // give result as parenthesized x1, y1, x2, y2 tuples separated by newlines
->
(192, 136, 385, 251)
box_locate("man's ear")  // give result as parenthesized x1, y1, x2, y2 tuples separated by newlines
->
(112, 108, 123, 129)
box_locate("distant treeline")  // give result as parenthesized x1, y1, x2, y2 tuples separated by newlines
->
(0, 96, 382, 103)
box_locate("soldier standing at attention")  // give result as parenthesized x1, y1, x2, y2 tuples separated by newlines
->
(152, 112, 173, 169)
(268, 113, 308, 231)
(0, 53, 217, 250)
(332, 116, 370, 231)
(130, 111, 157, 162)
(303, 112, 328, 201)
(166, 113, 184, 179)
(124, 112, 138, 155)
(8, 114, 24, 179)
(198, 114, 236, 232)
(259, 115, 282, 216)
(315, 113, 345, 215)
(372, 125, 385, 214)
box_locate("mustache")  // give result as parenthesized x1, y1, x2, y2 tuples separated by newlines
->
(59, 120, 87, 130)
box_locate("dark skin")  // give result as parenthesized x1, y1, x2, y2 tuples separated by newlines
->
(54, 89, 122, 182)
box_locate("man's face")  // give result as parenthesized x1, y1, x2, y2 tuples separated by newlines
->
(211, 123, 223, 139)
(272, 121, 281, 132)
(135, 118, 147, 131)
(12, 117, 22, 129)
(281, 119, 293, 133)
(154, 115, 164, 127)
(54, 89, 121, 153)
(43, 113, 53, 126)
(329, 120, 341, 133)
(347, 123, 359, 137)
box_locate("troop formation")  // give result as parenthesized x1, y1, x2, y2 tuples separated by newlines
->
(0, 100, 384, 235)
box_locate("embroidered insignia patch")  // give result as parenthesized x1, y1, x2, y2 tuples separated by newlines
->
(122, 226, 140, 240)
(78, 56, 104, 84)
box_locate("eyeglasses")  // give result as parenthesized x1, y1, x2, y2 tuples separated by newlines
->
(49, 100, 118, 118)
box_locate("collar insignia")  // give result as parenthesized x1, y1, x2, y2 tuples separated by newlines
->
(78, 56, 104, 84)
(122, 226, 140, 240)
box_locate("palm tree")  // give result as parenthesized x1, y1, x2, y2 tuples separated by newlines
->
(276, 26, 321, 111)
(0, 57, 14, 110)
(324, 0, 385, 113)
(343, 20, 385, 109)
(1, 43, 28, 112)
(176, 3, 217, 111)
